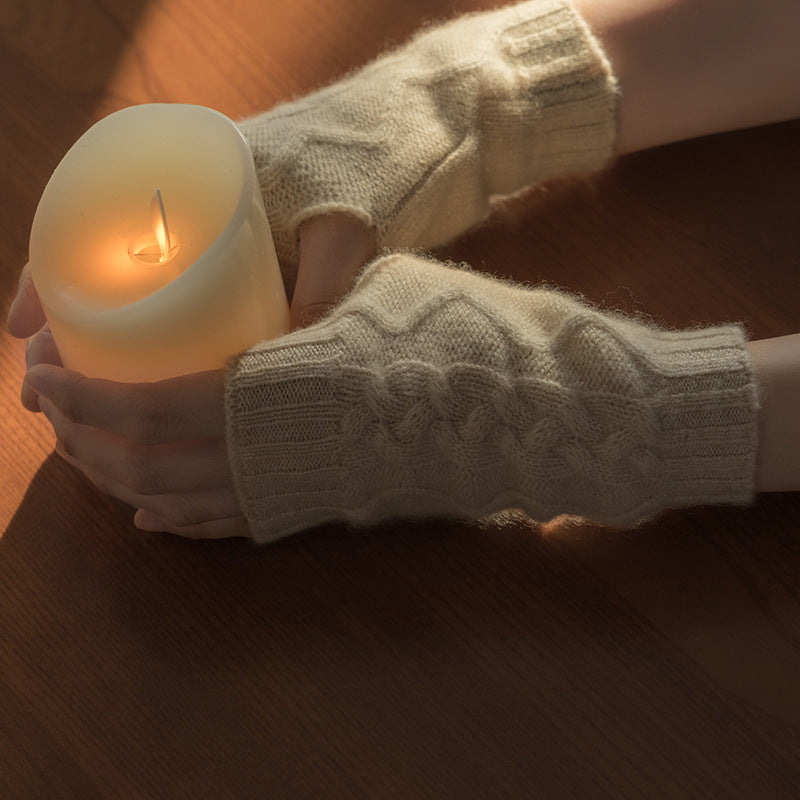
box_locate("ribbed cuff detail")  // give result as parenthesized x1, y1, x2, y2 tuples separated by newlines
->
(226, 328, 349, 542)
(481, 0, 618, 194)
(631, 324, 760, 522)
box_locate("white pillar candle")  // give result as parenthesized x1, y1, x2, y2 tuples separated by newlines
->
(29, 104, 289, 383)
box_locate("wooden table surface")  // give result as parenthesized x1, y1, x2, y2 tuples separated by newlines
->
(2, 1, 800, 797)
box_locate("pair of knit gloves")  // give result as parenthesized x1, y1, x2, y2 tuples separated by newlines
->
(233, 0, 758, 543)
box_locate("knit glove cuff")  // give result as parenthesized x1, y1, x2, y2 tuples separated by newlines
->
(238, 0, 617, 262)
(226, 254, 759, 543)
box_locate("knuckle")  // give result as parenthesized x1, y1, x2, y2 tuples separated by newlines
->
(121, 445, 165, 496)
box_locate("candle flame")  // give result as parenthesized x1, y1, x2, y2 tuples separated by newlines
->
(150, 188, 172, 262)
(130, 189, 179, 266)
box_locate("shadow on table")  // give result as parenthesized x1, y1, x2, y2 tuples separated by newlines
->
(4, 452, 800, 677)
(3, 453, 595, 660)
(4, 454, 800, 797)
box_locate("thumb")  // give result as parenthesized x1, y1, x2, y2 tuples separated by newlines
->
(291, 213, 374, 330)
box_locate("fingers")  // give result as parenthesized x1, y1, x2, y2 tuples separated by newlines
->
(65, 445, 241, 531)
(7, 264, 47, 338)
(59, 442, 240, 527)
(292, 213, 374, 329)
(11, 265, 56, 412)
(29, 364, 242, 538)
(39, 393, 244, 538)
(134, 509, 250, 539)
(25, 365, 226, 445)
(25, 326, 61, 369)
(41, 396, 232, 495)
(22, 326, 62, 412)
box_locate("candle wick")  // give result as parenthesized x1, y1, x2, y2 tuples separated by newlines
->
(150, 188, 172, 260)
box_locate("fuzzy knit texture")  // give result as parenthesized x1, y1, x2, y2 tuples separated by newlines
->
(238, 0, 618, 263)
(226, 254, 760, 544)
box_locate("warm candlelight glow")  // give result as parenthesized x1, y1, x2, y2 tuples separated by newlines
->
(30, 103, 289, 382)
(132, 188, 179, 265)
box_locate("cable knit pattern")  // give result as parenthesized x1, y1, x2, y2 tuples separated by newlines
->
(226, 255, 760, 543)
(238, 0, 617, 262)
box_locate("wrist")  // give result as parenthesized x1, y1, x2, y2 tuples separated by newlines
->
(574, 0, 800, 155)
(747, 334, 800, 493)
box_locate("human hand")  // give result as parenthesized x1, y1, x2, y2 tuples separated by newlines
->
(8, 278, 242, 538)
(7, 212, 373, 538)
(292, 213, 374, 329)
(24, 363, 244, 538)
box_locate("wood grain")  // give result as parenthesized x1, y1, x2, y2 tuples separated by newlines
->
(1, 1, 799, 797)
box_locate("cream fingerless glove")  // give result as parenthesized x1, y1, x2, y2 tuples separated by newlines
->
(226, 254, 760, 543)
(239, 0, 617, 262)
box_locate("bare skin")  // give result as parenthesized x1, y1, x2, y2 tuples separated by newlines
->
(573, 0, 800, 155)
(8, 0, 800, 538)
(747, 335, 800, 494)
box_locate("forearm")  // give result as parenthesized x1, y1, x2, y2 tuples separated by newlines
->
(573, 0, 800, 154)
(747, 335, 800, 493)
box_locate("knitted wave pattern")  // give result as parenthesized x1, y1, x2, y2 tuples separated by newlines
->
(238, 0, 617, 263)
(227, 255, 759, 543)
(334, 350, 661, 512)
